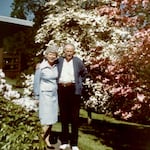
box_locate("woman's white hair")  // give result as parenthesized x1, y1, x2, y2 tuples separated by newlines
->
(44, 45, 59, 56)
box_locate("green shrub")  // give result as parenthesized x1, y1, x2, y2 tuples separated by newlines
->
(0, 97, 45, 150)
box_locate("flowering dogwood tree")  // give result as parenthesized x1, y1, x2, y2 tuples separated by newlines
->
(35, 0, 131, 59)
(35, 0, 150, 123)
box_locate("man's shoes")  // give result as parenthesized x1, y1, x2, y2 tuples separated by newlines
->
(72, 146, 79, 150)
(59, 144, 70, 150)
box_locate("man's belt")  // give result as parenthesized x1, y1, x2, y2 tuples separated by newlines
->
(59, 82, 75, 87)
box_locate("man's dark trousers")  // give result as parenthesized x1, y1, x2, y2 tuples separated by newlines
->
(58, 84, 81, 146)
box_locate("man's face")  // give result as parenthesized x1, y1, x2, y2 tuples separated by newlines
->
(64, 45, 75, 61)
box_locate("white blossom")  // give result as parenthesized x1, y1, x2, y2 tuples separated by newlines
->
(13, 97, 38, 112)
(0, 69, 5, 78)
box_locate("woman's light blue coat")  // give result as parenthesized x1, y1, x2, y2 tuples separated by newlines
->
(33, 60, 58, 125)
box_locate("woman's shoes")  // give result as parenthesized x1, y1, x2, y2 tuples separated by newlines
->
(47, 145, 55, 149)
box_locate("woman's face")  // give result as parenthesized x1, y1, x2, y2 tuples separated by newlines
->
(46, 52, 57, 64)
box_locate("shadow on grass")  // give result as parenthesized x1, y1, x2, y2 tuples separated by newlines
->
(79, 118, 150, 150)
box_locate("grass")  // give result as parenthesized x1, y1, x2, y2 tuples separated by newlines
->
(51, 109, 150, 150)
(51, 110, 113, 150)
(5, 77, 24, 94)
(80, 110, 150, 150)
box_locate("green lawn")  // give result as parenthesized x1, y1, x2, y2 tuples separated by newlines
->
(51, 109, 150, 150)
(5, 77, 24, 94)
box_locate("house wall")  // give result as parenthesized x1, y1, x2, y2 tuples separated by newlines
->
(3, 52, 21, 78)
(0, 48, 3, 69)
(0, 16, 33, 78)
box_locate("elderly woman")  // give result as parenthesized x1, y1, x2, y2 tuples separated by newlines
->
(33, 45, 59, 149)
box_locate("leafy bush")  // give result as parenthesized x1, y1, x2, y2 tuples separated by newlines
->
(0, 97, 45, 150)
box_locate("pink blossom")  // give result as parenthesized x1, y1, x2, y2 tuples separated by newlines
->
(107, 65, 115, 72)
(115, 75, 121, 80)
(122, 112, 132, 120)
(90, 64, 99, 69)
(131, 103, 141, 110)
(114, 109, 121, 115)
(102, 78, 110, 83)
(137, 93, 145, 102)
(110, 87, 122, 94)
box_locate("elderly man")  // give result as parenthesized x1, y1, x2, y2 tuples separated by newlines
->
(57, 43, 87, 150)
